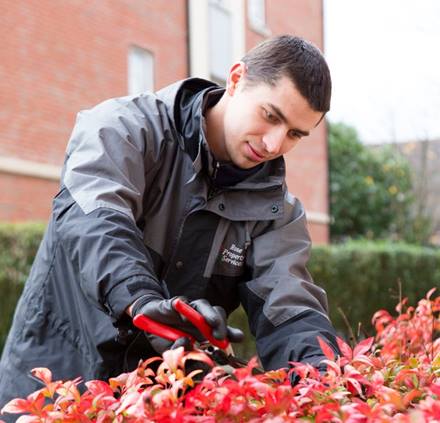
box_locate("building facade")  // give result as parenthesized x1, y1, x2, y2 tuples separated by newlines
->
(0, 0, 329, 243)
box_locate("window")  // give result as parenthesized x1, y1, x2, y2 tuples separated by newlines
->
(188, 0, 245, 83)
(127, 46, 154, 95)
(209, 0, 233, 83)
(248, 0, 269, 35)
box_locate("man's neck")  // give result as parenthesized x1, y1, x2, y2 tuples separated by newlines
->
(205, 93, 228, 162)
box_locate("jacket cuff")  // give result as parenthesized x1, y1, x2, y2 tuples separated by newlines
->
(104, 275, 165, 319)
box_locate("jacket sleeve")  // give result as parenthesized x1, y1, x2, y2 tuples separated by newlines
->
(239, 193, 339, 371)
(54, 94, 170, 320)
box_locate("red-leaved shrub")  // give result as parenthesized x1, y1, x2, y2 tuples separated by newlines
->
(1, 289, 439, 422)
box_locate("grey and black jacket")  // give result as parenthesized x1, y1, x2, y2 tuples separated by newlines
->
(0, 78, 338, 408)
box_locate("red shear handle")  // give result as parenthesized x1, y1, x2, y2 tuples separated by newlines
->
(133, 314, 195, 344)
(174, 298, 229, 349)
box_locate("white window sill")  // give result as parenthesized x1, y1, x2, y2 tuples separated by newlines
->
(249, 23, 272, 37)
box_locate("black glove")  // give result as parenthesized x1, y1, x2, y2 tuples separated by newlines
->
(131, 294, 244, 354)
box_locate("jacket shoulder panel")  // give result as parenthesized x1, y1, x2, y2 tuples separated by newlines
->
(63, 93, 178, 222)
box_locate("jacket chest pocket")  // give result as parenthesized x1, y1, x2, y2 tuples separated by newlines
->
(204, 219, 251, 279)
(163, 211, 219, 298)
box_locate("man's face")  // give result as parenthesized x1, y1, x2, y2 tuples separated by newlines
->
(221, 65, 324, 169)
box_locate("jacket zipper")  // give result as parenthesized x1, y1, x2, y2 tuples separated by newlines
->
(208, 161, 221, 200)
(212, 160, 220, 180)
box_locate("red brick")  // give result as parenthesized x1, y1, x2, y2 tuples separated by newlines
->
(308, 221, 329, 245)
(0, 0, 188, 166)
(1, 0, 329, 243)
(0, 173, 58, 221)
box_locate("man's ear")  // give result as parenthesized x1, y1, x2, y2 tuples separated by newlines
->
(226, 61, 246, 96)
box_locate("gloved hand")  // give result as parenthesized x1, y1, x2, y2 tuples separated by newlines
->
(131, 294, 244, 354)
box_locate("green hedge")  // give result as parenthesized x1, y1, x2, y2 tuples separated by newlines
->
(228, 241, 440, 358)
(1, 225, 439, 361)
(0, 223, 45, 353)
(309, 240, 440, 338)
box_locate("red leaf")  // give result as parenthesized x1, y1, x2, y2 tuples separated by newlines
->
(353, 337, 374, 357)
(317, 336, 335, 360)
(426, 287, 437, 300)
(322, 359, 341, 376)
(15, 417, 40, 423)
(430, 383, 440, 397)
(371, 309, 392, 327)
(85, 380, 114, 397)
(403, 389, 423, 406)
(162, 347, 186, 371)
(336, 336, 352, 360)
(183, 350, 214, 368)
(30, 368, 52, 386)
(0, 398, 31, 414)
(346, 378, 363, 396)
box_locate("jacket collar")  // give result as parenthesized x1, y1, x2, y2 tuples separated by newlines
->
(156, 77, 286, 194)
(155, 77, 217, 154)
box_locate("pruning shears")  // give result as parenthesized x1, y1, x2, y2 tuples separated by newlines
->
(133, 298, 263, 373)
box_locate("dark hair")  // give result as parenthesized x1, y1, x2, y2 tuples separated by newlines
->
(241, 35, 331, 113)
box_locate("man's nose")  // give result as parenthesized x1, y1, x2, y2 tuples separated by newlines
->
(262, 127, 285, 155)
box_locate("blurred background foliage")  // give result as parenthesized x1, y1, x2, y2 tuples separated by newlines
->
(0, 223, 45, 354)
(328, 122, 434, 245)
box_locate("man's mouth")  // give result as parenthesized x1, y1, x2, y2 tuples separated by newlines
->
(246, 143, 266, 162)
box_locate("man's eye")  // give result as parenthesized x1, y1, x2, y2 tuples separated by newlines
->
(288, 130, 301, 139)
(264, 109, 278, 123)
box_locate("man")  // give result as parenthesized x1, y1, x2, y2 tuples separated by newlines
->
(0, 35, 338, 409)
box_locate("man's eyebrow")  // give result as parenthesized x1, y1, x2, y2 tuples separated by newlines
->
(267, 103, 310, 137)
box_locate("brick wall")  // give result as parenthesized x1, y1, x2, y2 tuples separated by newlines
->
(0, 173, 59, 221)
(1, 0, 329, 243)
(0, 0, 188, 221)
(0, 0, 188, 165)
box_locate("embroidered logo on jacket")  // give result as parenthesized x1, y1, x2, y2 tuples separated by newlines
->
(221, 243, 245, 267)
